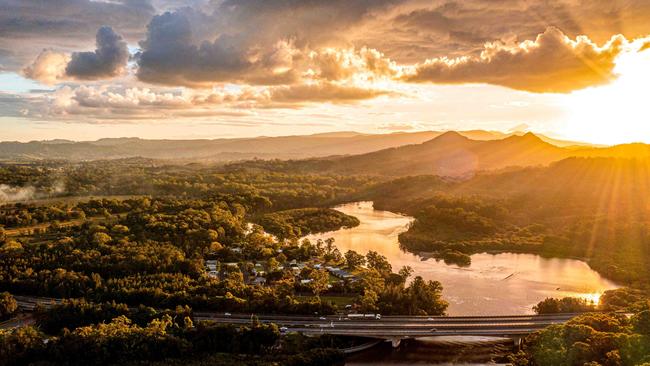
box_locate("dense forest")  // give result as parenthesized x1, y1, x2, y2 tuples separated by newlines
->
(0, 160, 448, 365)
(514, 289, 650, 365)
(2, 155, 650, 364)
(511, 311, 650, 365)
(1, 308, 345, 366)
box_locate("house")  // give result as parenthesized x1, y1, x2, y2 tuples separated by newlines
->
(327, 267, 355, 279)
(205, 260, 218, 272)
(252, 277, 266, 285)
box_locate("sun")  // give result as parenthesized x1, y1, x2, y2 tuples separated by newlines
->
(560, 44, 650, 145)
(580, 292, 603, 306)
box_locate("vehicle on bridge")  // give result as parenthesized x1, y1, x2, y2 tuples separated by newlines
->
(348, 313, 382, 320)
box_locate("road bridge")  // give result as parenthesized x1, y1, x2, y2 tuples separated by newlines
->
(10, 295, 581, 348)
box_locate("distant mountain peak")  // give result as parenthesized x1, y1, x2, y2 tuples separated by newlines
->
(507, 131, 545, 144)
(309, 131, 365, 138)
(426, 131, 470, 144)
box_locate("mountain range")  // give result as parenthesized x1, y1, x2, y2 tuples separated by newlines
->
(315, 131, 650, 177)
(0, 130, 593, 162)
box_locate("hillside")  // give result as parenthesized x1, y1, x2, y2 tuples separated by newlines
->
(301, 132, 650, 177)
(326, 132, 571, 177)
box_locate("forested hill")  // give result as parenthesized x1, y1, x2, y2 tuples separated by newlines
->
(258, 131, 650, 178)
(0, 130, 588, 162)
(324, 131, 568, 177)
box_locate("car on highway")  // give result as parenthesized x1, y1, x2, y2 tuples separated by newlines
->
(224, 312, 231, 316)
(280, 327, 289, 333)
(430, 328, 438, 332)
(319, 317, 326, 320)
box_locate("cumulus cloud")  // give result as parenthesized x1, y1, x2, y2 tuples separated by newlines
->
(23, 27, 129, 83)
(22, 50, 70, 85)
(65, 26, 129, 79)
(310, 47, 399, 81)
(268, 82, 391, 104)
(402, 27, 628, 93)
(17, 81, 389, 122)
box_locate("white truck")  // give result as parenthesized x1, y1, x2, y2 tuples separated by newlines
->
(347, 313, 381, 320)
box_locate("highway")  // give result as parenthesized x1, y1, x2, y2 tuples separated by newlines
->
(193, 312, 577, 338)
(8, 295, 578, 342)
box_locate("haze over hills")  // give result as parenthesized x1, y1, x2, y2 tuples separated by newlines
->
(0, 130, 593, 162)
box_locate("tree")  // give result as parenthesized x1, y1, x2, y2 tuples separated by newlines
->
(0, 292, 17, 320)
(533, 297, 595, 314)
(404, 277, 447, 315)
(307, 269, 329, 296)
(267, 257, 280, 271)
(366, 251, 392, 275)
(344, 250, 365, 269)
(91, 232, 112, 246)
(398, 266, 413, 281)
(632, 310, 650, 335)
(359, 290, 378, 313)
(0, 240, 22, 253)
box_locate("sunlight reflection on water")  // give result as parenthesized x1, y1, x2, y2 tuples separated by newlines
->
(305, 201, 620, 315)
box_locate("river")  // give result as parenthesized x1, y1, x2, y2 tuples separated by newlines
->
(305, 201, 620, 316)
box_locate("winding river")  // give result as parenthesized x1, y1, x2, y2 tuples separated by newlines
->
(305, 201, 620, 315)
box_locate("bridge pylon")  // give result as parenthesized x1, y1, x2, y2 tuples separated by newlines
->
(388, 337, 402, 348)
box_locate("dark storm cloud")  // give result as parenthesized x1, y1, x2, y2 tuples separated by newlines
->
(135, 0, 402, 86)
(135, 8, 284, 87)
(65, 27, 129, 80)
(0, 0, 154, 70)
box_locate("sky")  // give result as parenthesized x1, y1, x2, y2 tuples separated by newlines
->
(1, 0, 650, 144)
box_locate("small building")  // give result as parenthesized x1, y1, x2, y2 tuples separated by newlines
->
(205, 260, 219, 272)
(207, 270, 219, 278)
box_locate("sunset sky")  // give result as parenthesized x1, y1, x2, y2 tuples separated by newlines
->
(2, 0, 650, 144)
